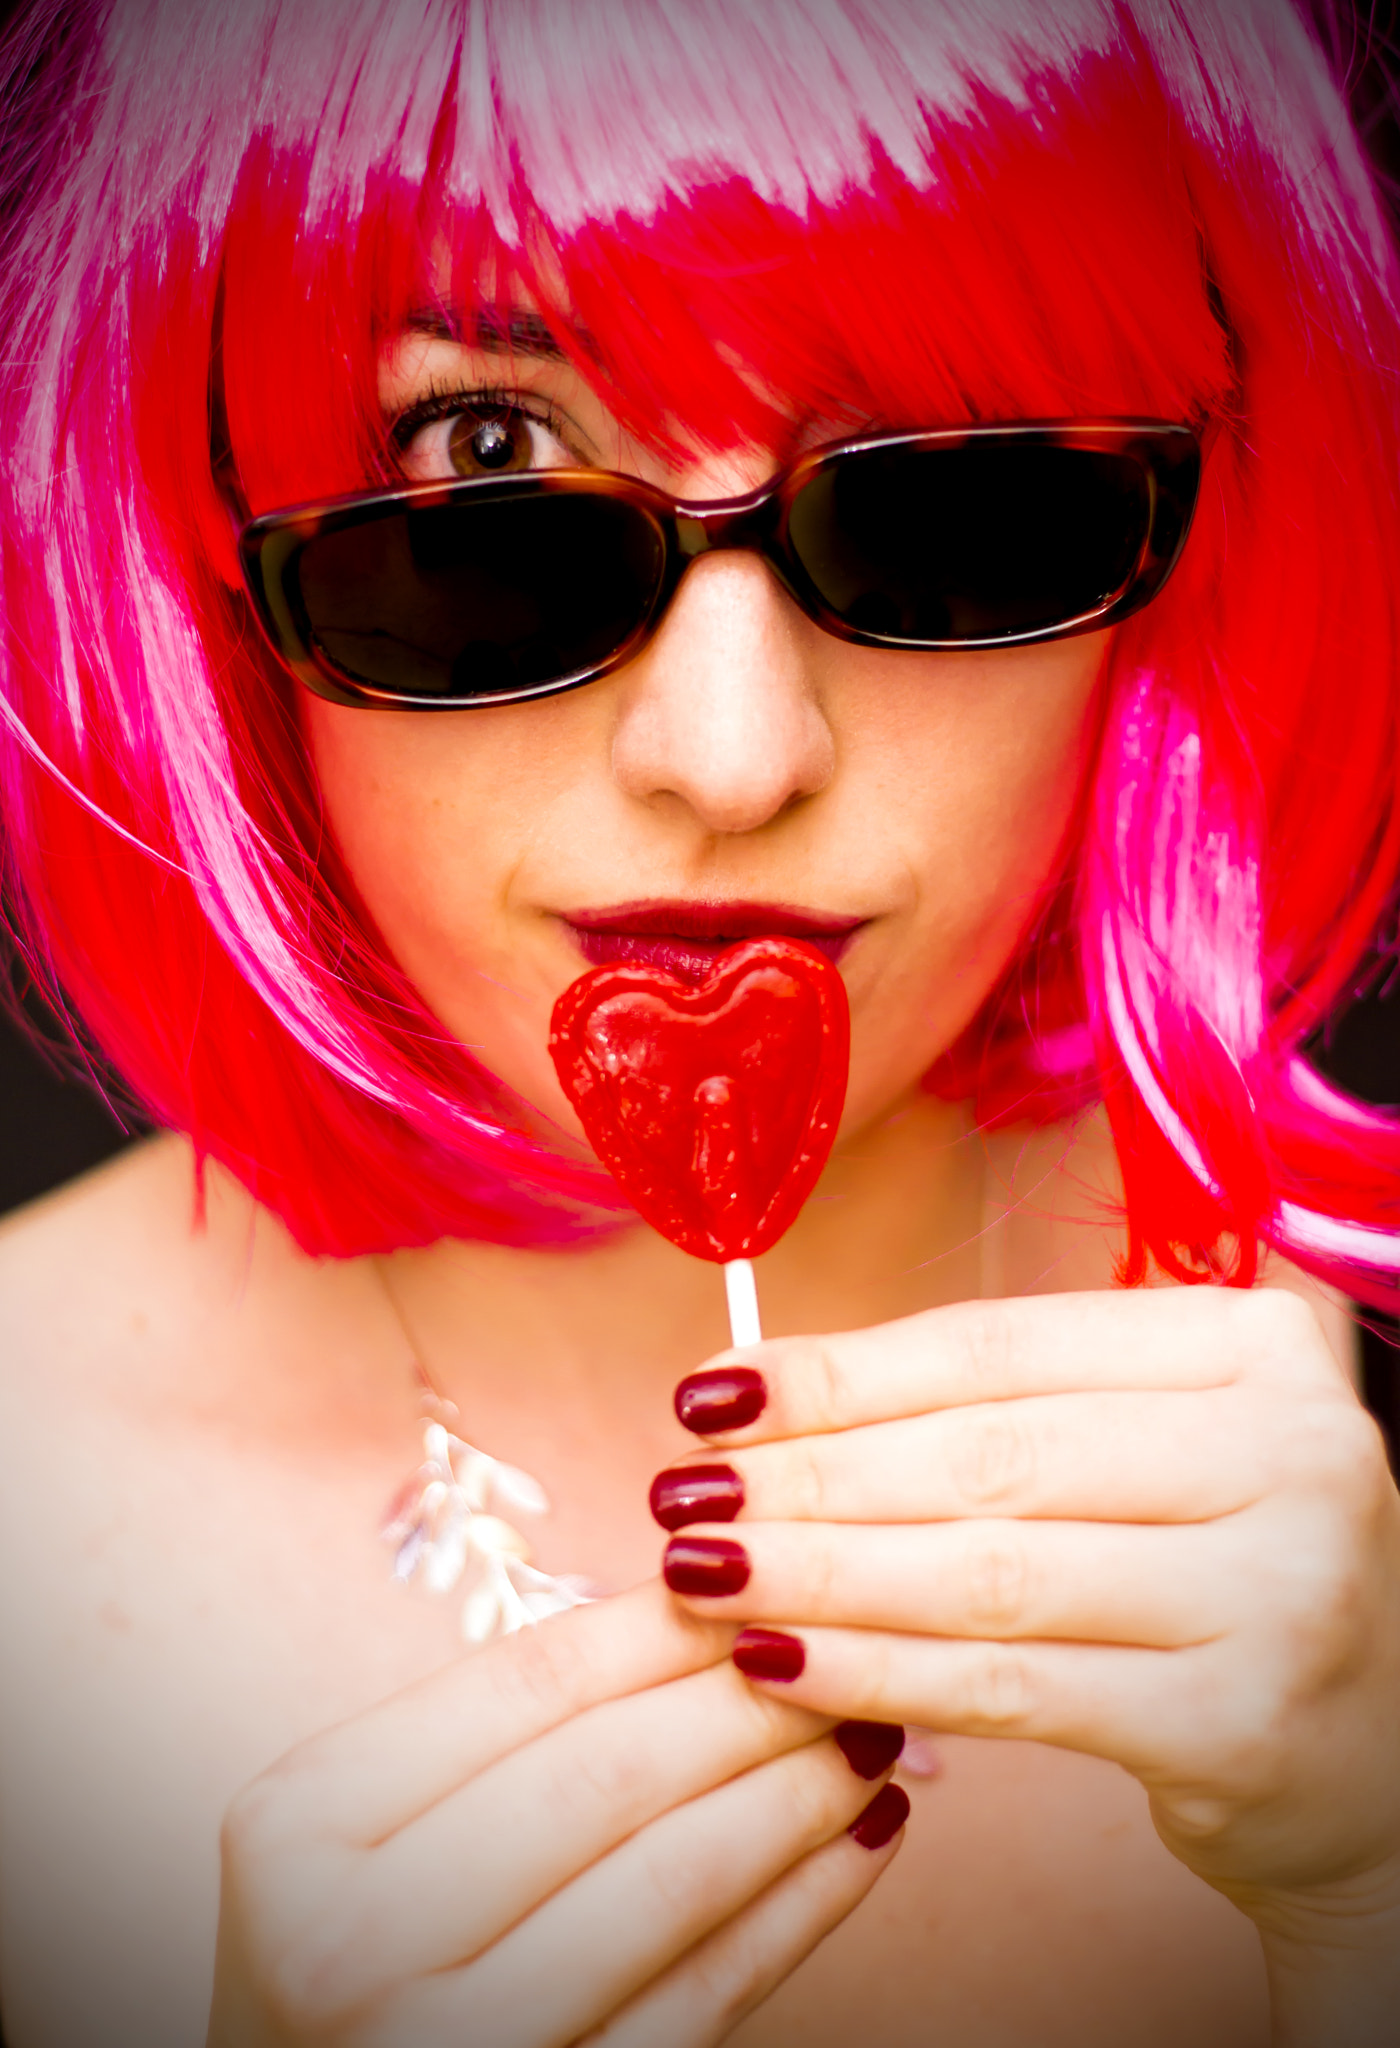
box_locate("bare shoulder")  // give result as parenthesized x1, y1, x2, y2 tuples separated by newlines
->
(0, 1136, 213, 1387)
(0, 1134, 388, 1429)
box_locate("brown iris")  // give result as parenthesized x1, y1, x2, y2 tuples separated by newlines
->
(448, 410, 534, 478)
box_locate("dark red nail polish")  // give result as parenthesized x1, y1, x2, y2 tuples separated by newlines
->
(649, 1463, 745, 1531)
(732, 1626, 806, 1682)
(848, 1782, 911, 1850)
(663, 1535, 751, 1597)
(674, 1366, 767, 1435)
(833, 1720, 906, 1780)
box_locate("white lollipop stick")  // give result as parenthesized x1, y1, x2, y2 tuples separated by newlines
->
(723, 1258, 762, 1348)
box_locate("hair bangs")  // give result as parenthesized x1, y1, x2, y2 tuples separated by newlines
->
(217, 0, 1233, 508)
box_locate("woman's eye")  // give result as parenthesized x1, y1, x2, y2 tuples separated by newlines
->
(397, 403, 575, 483)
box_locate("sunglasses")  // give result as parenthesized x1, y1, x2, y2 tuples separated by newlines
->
(238, 421, 1202, 710)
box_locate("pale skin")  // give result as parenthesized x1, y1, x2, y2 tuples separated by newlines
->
(0, 316, 1396, 2047)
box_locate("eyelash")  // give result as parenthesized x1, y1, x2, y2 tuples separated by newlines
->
(389, 381, 570, 454)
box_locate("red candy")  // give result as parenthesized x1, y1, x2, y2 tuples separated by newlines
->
(549, 937, 850, 1263)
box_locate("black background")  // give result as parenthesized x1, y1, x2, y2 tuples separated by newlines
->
(0, 0, 1398, 1462)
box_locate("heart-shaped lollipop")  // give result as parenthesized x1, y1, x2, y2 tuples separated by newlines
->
(549, 936, 850, 1264)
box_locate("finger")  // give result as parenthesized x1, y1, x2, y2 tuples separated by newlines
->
(662, 1516, 1234, 1647)
(583, 1805, 904, 2047)
(247, 1581, 730, 1847)
(675, 1287, 1326, 1445)
(330, 1661, 830, 1995)
(723, 1623, 1218, 1780)
(656, 1384, 1278, 1529)
(387, 1735, 900, 2048)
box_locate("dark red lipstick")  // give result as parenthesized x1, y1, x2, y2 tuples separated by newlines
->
(563, 900, 865, 984)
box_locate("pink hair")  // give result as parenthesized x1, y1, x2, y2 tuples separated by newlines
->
(2, 0, 1399, 1300)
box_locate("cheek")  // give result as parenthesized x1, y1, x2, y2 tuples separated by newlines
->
(304, 701, 505, 963)
(921, 663, 1094, 932)
(835, 637, 1103, 1107)
(307, 696, 622, 1130)
(299, 695, 600, 1112)
(305, 693, 592, 935)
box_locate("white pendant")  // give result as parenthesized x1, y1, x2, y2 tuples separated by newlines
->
(381, 1408, 593, 1643)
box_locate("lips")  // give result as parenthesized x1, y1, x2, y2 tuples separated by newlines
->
(563, 900, 865, 984)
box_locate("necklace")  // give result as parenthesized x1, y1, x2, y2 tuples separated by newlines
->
(374, 1258, 594, 1643)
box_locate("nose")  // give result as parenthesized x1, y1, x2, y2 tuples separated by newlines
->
(609, 550, 836, 835)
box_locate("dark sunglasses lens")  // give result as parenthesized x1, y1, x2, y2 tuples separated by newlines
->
(293, 491, 665, 699)
(787, 441, 1151, 642)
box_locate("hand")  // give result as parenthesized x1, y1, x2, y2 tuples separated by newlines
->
(652, 1289, 1400, 2038)
(206, 1581, 907, 2048)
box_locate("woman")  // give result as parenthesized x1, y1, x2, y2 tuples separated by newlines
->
(0, 0, 1397, 2041)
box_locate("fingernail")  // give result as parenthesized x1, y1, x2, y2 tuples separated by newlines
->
(732, 1626, 805, 1682)
(663, 1535, 751, 1597)
(649, 1463, 745, 1532)
(833, 1720, 906, 1780)
(674, 1366, 767, 1435)
(848, 1782, 911, 1850)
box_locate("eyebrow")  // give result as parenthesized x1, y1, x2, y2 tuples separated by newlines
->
(404, 306, 584, 361)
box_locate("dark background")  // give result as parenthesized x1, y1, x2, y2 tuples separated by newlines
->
(1, 0, 1398, 1462)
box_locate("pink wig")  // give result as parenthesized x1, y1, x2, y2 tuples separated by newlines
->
(2, 0, 1399, 1298)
